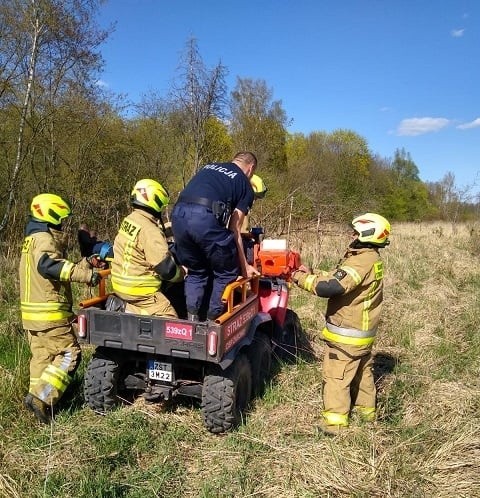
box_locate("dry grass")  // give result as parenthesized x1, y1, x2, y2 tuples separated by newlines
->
(1, 221, 480, 497)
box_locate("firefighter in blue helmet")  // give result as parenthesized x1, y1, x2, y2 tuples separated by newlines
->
(172, 151, 260, 321)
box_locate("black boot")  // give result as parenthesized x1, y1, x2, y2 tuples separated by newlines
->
(24, 393, 51, 424)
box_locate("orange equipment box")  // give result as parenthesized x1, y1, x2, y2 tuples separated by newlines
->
(258, 249, 301, 278)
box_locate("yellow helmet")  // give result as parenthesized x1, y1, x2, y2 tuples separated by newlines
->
(130, 179, 169, 215)
(30, 193, 71, 225)
(250, 174, 267, 199)
(351, 213, 391, 246)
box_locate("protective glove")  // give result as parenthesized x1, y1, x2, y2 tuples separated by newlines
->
(291, 265, 311, 285)
(291, 270, 303, 285)
(89, 271, 101, 287)
(298, 264, 312, 274)
(87, 254, 108, 269)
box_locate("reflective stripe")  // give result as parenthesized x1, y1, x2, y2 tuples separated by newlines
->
(341, 265, 361, 284)
(118, 217, 141, 277)
(21, 302, 72, 312)
(362, 280, 378, 330)
(121, 239, 136, 276)
(22, 237, 33, 303)
(361, 262, 383, 331)
(21, 301, 73, 322)
(322, 325, 376, 346)
(29, 377, 40, 391)
(111, 272, 161, 296)
(304, 274, 317, 293)
(322, 411, 349, 426)
(22, 310, 72, 321)
(115, 217, 155, 295)
(326, 322, 376, 338)
(60, 261, 74, 281)
(40, 364, 71, 394)
(354, 406, 376, 421)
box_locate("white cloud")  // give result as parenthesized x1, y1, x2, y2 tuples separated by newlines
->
(396, 117, 450, 136)
(95, 79, 109, 88)
(451, 28, 465, 37)
(457, 118, 480, 130)
(379, 106, 391, 112)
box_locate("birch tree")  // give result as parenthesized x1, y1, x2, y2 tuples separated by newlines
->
(0, 0, 108, 237)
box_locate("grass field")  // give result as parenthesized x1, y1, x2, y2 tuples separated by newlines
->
(1, 222, 479, 497)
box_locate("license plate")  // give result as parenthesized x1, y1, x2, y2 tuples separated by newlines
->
(147, 360, 173, 382)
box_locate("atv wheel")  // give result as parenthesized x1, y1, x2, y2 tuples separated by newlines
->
(84, 349, 124, 413)
(247, 332, 272, 397)
(275, 309, 302, 363)
(201, 353, 252, 433)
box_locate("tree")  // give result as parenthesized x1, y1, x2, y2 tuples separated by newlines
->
(379, 148, 436, 221)
(230, 77, 289, 172)
(169, 37, 228, 185)
(427, 172, 479, 225)
(0, 0, 109, 237)
(391, 148, 420, 183)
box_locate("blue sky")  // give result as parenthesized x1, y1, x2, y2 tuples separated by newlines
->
(97, 0, 479, 193)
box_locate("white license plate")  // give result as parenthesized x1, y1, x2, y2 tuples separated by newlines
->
(147, 360, 173, 382)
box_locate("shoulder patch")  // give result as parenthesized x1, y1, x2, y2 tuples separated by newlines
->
(333, 268, 347, 280)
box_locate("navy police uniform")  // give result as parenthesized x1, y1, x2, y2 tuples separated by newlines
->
(172, 162, 254, 320)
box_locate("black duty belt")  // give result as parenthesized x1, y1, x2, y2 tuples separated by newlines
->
(177, 196, 232, 227)
(177, 195, 215, 210)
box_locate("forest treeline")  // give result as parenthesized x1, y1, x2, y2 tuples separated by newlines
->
(1, 0, 477, 247)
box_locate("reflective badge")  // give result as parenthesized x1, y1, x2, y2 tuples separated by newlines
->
(333, 269, 347, 280)
(119, 217, 140, 242)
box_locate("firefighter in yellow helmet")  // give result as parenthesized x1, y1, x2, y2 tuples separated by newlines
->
(19, 193, 101, 424)
(292, 213, 391, 434)
(241, 174, 267, 263)
(110, 179, 185, 317)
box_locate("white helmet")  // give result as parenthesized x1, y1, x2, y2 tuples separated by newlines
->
(351, 213, 391, 246)
(130, 179, 169, 215)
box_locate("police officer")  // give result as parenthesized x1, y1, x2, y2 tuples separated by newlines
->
(19, 193, 100, 424)
(111, 179, 184, 317)
(172, 151, 260, 321)
(292, 213, 391, 433)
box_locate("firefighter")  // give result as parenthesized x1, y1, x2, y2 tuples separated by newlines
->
(19, 193, 101, 424)
(241, 174, 267, 233)
(241, 174, 267, 264)
(110, 179, 184, 317)
(291, 213, 391, 433)
(171, 151, 260, 321)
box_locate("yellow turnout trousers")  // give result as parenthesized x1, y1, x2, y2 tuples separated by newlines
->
(124, 291, 177, 317)
(322, 341, 375, 426)
(27, 324, 81, 407)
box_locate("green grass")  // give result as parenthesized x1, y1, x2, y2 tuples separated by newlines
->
(2, 222, 480, 497)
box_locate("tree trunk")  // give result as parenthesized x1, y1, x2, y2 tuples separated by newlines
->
(0, 1, 41, 235)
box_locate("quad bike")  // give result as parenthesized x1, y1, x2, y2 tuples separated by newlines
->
(78, 233, 303, 433)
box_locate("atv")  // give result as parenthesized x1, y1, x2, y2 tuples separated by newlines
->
(78, 238, 302, 434)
